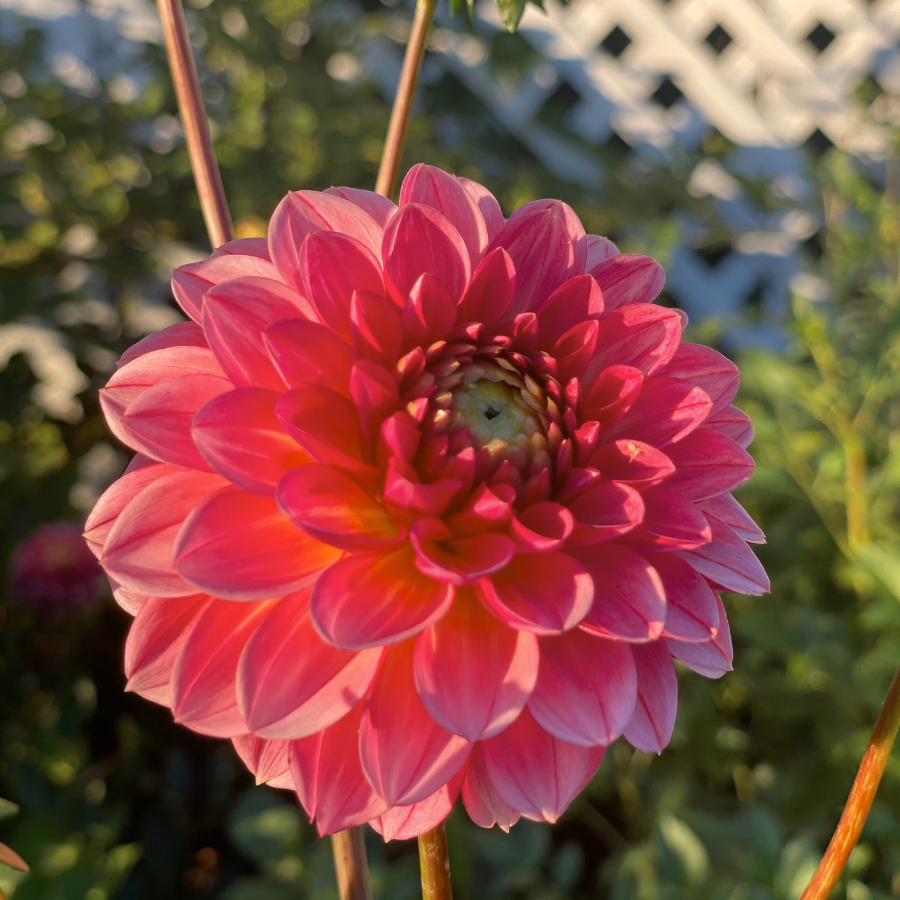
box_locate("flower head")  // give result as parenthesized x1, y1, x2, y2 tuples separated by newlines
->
(87, 165, 768, 839)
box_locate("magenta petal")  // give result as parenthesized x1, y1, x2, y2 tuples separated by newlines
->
(325, 186, 397, 228)
(238, 591, 382, 738)
(459, 177, 505, 242)
(350, 359, 400, 449)
(666, 592, 733, 678)
(623, 640, 677, 753)
(171, 598, 275, 737)
(462, 744, 520, 831)
(650, 553, 719, 642)
(697, 494, 765, 544)
(481, 708, 603, 824)
(582, 364, 643, 430)
(628, 487, 711, 550)
(233, 735, 293, 789)
(530, 629, 636, 745)
(370, 769, 465, 842)
(212, 236, 272, 260)
(118, 321, 207, 367)
(534, 275, 604, 348)
(360, 642, 471, 807)
(413, 589, 538, 741)
(456, 247, 516, 326)
(310, 546, 454, 650)
(574, 542, 666, 642)
(509, 502, 574, 553)
(351, 290, 403, 365)
(589, 253, 665, 311)
(174, 488, 341, 601)
(410, 520, 515, 585)
(263, 318, 358, 395)
(566, 480, 645, 544)
(663, 429, 754, 500)
(589, 439, 675, 488)
(402, 274, 458, 351)
(704, 404, 754, 448)
(584, 234, 619, 271)
(477, 551, 593, 634)
(661, 343, 740, 413)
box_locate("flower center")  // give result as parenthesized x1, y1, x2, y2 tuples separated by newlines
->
(451, 379, 540, 450)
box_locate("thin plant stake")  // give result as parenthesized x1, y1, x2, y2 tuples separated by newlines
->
(419, 824, 453, 900)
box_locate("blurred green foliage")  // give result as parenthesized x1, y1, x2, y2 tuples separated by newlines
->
(0, 0, 898, 897)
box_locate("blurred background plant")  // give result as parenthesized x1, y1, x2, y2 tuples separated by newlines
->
(0, 0, 899, 897)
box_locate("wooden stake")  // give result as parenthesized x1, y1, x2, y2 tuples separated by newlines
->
(418, 823, 453, 900)
(332, 828, 374, 900)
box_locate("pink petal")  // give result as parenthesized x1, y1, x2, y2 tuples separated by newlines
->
(702, 404, 755, 448)
(384, 462, 462, 519)
(573, 542, 666, 642)
(232, 735, 293, 788)
(203, 276, 314, 391)
(584, 234, 619, 271)
(263, 318, 358, 395)
(112, 583, 148, 615)
(174, 488, 341, 601)
(350, 359, 400, 449)
(118, 321, 207, 367)
(238, 590, 382, 738)
(400, 164, 490, 265)
(171, 598, 275, 737)
(401, 274, 458, 351)
(462, 744, 520, 831)
(411, 519, 516, 586)
(212, 237, 271, 260)
(509, 502, 574, 553)
(370, 768, 465, 841)
(325, 186, 397, 228)
(697, 494, 765, 544)
(589, 439, 675, 488)
(351, 290, 403, 365)
(534, 275, 604, 348)
(481, 708, 603, 824)
(529, 629, 636, 745)
(553, 319, 599, 383)
(650, 552, 719, 642)
(663, 429, 754, 500)
(456, 247, 516, 326)
(477, 551, 593, 634)
(628, 487, 711, 550)
(459, 177, 505, 242)
(360, 642, 472, 807)
(661, 343, 739, 413)
(566, 480, 645, 545)
(124, 593, 209, 704)
(589, 253, 665, 312)
(623, 640, 677, 753)
(310, 545, 454, 650)
(678, 513, 769, 595)
(193, 388, 310, 495)
(290, 702, 389, 835)
(413, 588, 539, 741)
(172, 253, 281, 322)
(666, 592, 733, 678)
(277, 463, 401, 551)
(102, 469, 228, 597)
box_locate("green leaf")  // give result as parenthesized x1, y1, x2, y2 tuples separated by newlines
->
(0, 800, 19, 822)
(854, 543, 900, 603)
(496, 0, 527, 31)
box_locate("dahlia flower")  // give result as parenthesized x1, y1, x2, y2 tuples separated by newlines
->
(85, 165, 767, 839)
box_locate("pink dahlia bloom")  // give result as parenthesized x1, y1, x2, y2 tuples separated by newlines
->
(86, 165, 767, 839)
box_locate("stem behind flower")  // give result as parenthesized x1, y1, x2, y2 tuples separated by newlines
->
(332, 828, 374, 900)
(418, 824, 453, 900)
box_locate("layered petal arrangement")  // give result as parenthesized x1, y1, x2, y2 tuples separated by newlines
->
(87, 165, 768, 839)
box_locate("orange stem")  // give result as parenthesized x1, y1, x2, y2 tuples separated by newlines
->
(331, 828, 374, 900)
(375, 0, 438, 198)
(418, 823, 453, 900)
(800, 664, 900, 899)
(156, 0, 234, 248)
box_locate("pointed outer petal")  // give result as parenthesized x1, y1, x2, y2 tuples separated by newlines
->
(667, 590, 732, 677)
(628, 487, 711, 551)
(477, 551, 593, 635)
(399, 164, 490, 265)
(102, 470, 228, 597)
(401, 274, 458, 351)
(325, 186, 397, 228)
(456, 248, 516, 326)
(572, 542, 666, 642)
(120, 374, 231, 470)
(124, 452, 157, 474)
(584, 234, 619, 271)
(553, 319, 599, 383)
(268, 190, 383, 290)
(529, 629, 636, 746)
(378, 412, 421, 465)
(566, 480, 645, 545)
(660, 343, 740, 414)
(85, 462, 180, 557)
(263, 318, 358, 395)
(238, 590, 383, 738)
(534, 275, 604, 348)
(459, 177, 505, 242)
(697, 494, 765, 544)
(172, 253, 281, 322)
(113, 583, 148, 615)
(582, 364, 643, 430)
(411, 519, 516, 586)
(588, 439, 675, 489)
(350, 291, 402, 366)
(445, 483, 515, 538)
(192, 388, 310, 496)
(360, 641, 472, 807)
(589, 253, 665, 312)
(649, 552, 719, 642)
(213, 236, 271, 259)
(174, 488, 341, 601)
(623, 640, 677, 753)
(202, 276, 314, 391)
(171, 598, 275, 737)
(371, 768, 465, 841)
(703, 404, 755, 448)
(290, 704, 390, 834)
(382, 203, 471, 302)
(677, 513, 770, 595)
(583, 306, 682, 387)
(276, 386, 373, 476)
(232, 735, 294, 788)
(124, 594, 209, 704)
(413, 589, 539, 741)
(663, 430, 754, 500)
(462, 744, 520, 831)
(349, 359, 400, 450)
(509, 502, 574, 553)
(383, 460, 461, 519)
(481, 708, 603, 824)
(491, 203, 585, 320)
(277, 464, 401, 551)
(100, 347, 226, 445)
(299, 232, 385, 340)
(310, 545, 454, 650)
(118, 321, 207, 367)
(604, 377, 713, 448)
